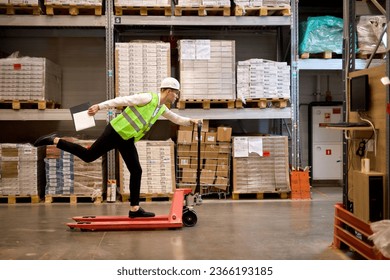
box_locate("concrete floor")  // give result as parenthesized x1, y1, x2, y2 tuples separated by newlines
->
(0, 186, 353, 260)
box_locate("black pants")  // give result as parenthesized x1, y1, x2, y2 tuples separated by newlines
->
(57, 124, 142, 206)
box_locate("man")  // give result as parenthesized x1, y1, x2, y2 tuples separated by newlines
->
(34, 77, 202, 218)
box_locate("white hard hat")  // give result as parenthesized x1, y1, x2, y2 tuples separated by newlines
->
(160, 77, 180, 90)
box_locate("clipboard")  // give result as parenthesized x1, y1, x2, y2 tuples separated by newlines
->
(70, 102, 96, 131)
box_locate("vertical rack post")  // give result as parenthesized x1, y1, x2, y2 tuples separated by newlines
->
(105, 0, 116, 189)
(342, 0, 356, 210)
(386, 0, 390, 218)
(290, 0, 300, 169)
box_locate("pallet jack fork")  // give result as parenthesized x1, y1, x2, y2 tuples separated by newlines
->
(67, 122, 203, 231)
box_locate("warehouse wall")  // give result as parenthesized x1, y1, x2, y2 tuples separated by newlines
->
(299, 71, 344, 168)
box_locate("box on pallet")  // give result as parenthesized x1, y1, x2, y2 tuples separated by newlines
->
(0, 56, 61, 103)
(178, 39, 235, 100)
(232, 136, 290, 194)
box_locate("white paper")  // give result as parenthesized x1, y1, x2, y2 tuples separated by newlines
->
(196, 40, 211, 60)
(249, 137, 263, 156)
(73, 110, 95, 131)
(233, 137, 249, 157)
(180, 40, 196, 60)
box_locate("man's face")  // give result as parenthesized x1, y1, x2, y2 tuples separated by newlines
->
(168, 88, 180, 103)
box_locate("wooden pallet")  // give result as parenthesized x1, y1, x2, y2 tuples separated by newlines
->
(45, 4, 102, 16)
(177, 99, 235, 109)
(0, 195, 40, 204)
(174, 5, 231, 16)
(333, 203, 388, 260)
(120, 193, 173, 203)
(356, 52, 386, 60)
(0, 100, 60, 110)
(234, 5, 290, 16)
(115, 6, 172, 16)
(235, 98, 289, 109)
(231, 192, 289, 200)
(45, 194, 102, 204)
(300, 51, 339, 59)
(0, 4, 42, 15)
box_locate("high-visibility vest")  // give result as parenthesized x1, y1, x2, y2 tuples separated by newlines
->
(110, 93, 166, 142)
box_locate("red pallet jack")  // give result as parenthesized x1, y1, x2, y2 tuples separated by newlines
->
(67, 123, 203, 231)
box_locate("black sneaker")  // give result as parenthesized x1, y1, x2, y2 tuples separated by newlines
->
(129, 207, 155, 218)
(33, 133, 58, 147)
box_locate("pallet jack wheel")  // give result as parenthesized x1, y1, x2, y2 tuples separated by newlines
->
(182, 209, 197, 227)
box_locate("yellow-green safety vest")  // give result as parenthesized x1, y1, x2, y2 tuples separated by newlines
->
(110, 93, 166, 142)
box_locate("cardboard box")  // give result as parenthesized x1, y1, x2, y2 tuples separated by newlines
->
(200, 169, 215, 185)
(205, 132, 217, 144)
(190, 143, 205, 158)
(218, 143, 231, 153)
(177, 130, 193, 144)
(181, 168, 197, 183)
(217, 126, 232, 142)
(205, 144, 219, 159)
(193, 131, 205, 143)
(178, 157, 191, 168)
(214, 177, 228, 191)
(177, 144, 191, 157)
(216, 161, 229, 177)
(204, 159, 217, 171)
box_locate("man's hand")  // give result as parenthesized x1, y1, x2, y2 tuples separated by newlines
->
(88, 104, 100, 116)
(190, 119, 203, 125)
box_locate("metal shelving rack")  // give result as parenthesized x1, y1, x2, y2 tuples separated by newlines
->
(342, 0, 389, 218)
(0, 0, 300, 180)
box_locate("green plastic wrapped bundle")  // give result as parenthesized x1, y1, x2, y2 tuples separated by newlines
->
(299, 16, 344, 55)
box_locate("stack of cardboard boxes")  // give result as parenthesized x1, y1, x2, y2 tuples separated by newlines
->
(176, 121, 232, 194)
(0, 144, 45, 197)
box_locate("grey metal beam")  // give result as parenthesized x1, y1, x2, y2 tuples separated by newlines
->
(0, 15, 106, 27)
(298, 59, 385, 70)
(0, 108, 291, 121)
(114, 15, 291, 26)
(0, 109, 107, 121)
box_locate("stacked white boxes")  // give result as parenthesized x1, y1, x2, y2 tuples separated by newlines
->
(262, 0, 290, 6)
(44, 0, 102, 5)
(234, 1, 263, 7)
(232, 136, 290, 193)
(44, 139, 103, 197)
(121, 140, 175, 195)
(0, 57, 61, 103)
(237, 59, 290, 103)
(114, 0, 170, 6)
(45, 150, 74, 195)
(178, 39, 236, 100)
(9, 0, 39, 4)
(0, 144, 45, 196)
(177, 0, 230, 5)
(115, 41, 170, 97)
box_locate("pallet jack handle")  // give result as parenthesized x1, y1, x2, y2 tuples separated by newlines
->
(195, 121, 202, 194)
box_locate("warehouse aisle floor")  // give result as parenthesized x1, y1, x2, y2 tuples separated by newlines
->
(0, 186, 353, 260)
